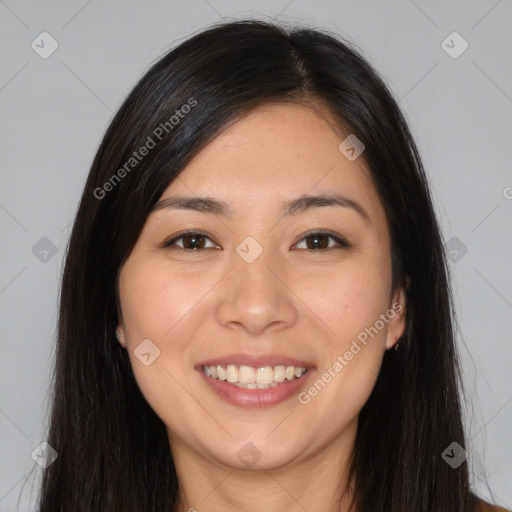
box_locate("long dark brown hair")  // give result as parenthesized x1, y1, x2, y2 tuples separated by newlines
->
(35, 18, 485, 511)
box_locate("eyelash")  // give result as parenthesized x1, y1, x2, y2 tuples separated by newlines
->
(161, 230, 351, 252)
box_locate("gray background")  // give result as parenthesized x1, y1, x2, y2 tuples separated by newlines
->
(1, 1, 511, 510)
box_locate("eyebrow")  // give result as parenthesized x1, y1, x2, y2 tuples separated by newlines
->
(151, 193, 371, 224)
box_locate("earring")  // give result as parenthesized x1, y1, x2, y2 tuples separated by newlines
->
(394, 342, 400, 351)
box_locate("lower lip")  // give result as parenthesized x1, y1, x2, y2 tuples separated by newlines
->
(197, 367, 316, 408)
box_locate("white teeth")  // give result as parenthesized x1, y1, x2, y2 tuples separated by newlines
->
(256, 367, 274, 385)
(232, 381, 280, 389)
(239, 365, 256, 384)
(233, 382, 257, 389)
(274, 365, 286, 383)
(202, 364, 308, 387)
(217, 365, 226, 381)
(226, 364, 238, 383)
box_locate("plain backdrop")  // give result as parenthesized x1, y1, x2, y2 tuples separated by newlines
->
(0, 1, 511, 510)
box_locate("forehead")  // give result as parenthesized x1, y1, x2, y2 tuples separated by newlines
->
(159, 103, 386, 228)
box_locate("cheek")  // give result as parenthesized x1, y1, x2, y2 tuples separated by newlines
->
(299, 258, 391, 400)
(119, 259, 205, 342)
(300, 257, 391, 345)
(118, 258, 216, 394)
(118, 261, 209, 432)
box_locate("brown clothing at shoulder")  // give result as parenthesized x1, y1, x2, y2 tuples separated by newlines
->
(475, 497, 511, 512)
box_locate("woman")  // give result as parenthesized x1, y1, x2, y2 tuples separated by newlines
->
(37, 19, 509, 512)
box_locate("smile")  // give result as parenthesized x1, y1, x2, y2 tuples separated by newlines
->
(202, 364, 308, 389)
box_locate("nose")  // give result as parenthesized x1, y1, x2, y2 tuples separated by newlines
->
(215, 248, 299, 336)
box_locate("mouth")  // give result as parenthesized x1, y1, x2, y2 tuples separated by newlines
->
(201, 364, 309, 389)
(195, 355, 315, 407)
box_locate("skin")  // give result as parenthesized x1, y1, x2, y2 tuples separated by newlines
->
(116, 103, 407, 512)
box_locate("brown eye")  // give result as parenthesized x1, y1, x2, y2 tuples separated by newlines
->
(163, 230, 349, 252)
(163, 231, 219, 250)
(294, 231, 350, 251)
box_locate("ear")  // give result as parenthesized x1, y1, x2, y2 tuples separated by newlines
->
(116, 324, 127, 348)
(385, 283, 407, 350)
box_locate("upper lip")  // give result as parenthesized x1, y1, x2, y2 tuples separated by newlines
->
(196, 353, 315, 369)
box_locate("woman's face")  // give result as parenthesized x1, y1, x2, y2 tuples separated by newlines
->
(117, 103, 406, 471)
